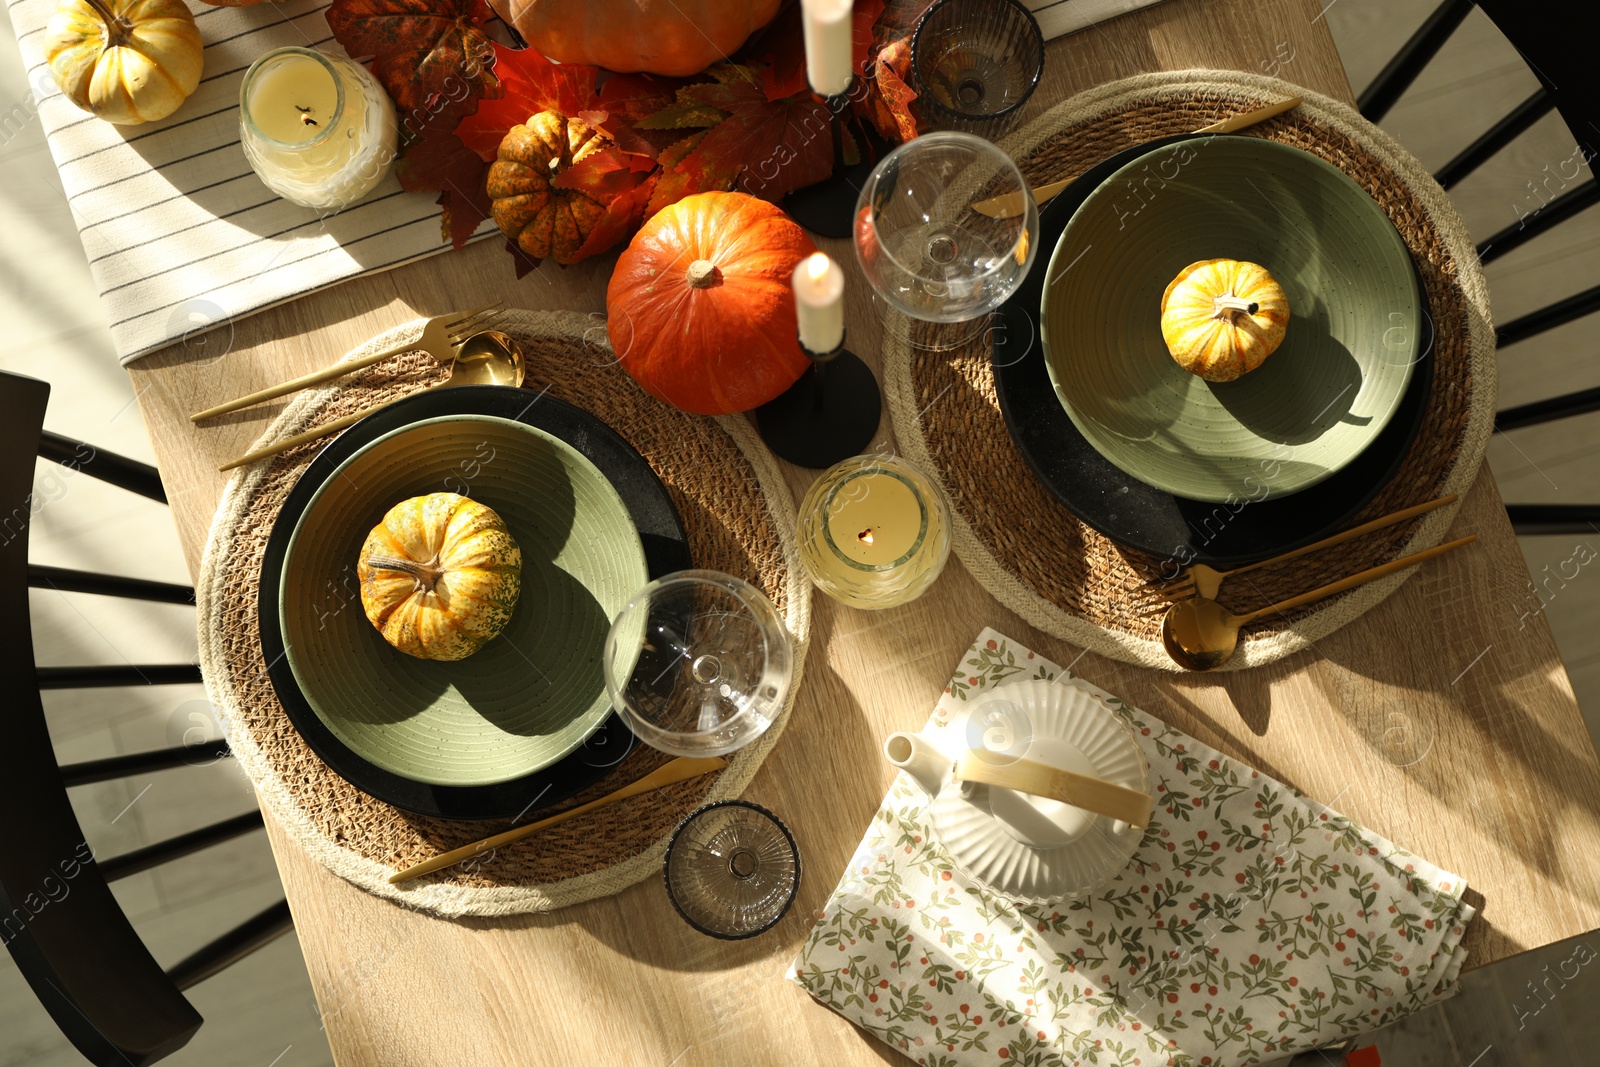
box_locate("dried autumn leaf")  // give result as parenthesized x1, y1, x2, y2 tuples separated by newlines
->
(866, 41, 919, 143)
(643, 64, 834, 214)
(326, 0, 500, 128)
(394, 124, 493, 249)
(858, 0, 931, 142)
(570, 172, 658, 262)
(591, 73, 685, 159)
(453, 42, 598, 161)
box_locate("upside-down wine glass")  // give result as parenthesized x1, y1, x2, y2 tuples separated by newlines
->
(854, 131, 1039, 349)
(603, 570, 793, 758)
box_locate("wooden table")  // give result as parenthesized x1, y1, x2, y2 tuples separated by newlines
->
(126, 1, 1600, 1063)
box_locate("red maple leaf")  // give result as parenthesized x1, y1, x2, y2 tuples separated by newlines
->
(394, 124, 492, 249)
(760, 0, 886, 101)
(325, 0, 500, 132)
(454, 42, 599, 161)
(641, 64, 835, 213)
(591, 74, 686, 159)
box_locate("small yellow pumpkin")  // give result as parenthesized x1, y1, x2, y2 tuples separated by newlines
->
(357, 493, 522, 662)
(45, 0, 202, 126)
(1160, 259, 1290, 382)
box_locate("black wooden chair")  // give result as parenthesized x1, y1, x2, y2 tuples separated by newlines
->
(2, 369, 292, 1065)
(1357, 0, 1599, 535)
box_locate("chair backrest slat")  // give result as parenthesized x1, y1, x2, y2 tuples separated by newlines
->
(1477, 178, 1600, 266)
(28, 564, 195, 605)
(1, 370, 202, 1065)
(1434, 88, 1554, 190)
(60, 740, 231, 789)
(1495, 282, 1600, 348)
(37, 429, 167, 504)
(1507, 505, 1600, 535)
(166, 901, 294, 994)
(1358, 0, 1476, 122)
(98, 811, 265, 884)
(36, 664, 204, 689)
(1495, 386, 1600, 433)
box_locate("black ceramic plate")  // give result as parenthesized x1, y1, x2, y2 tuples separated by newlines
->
(992, 134, 1436, 566)
(258, 385, 691, 820)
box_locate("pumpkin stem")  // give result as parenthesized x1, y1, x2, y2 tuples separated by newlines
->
(685, 260, 721, 289)
(1212, 293, 1260, 321)
(82, 0, 134, 45)
(365, 554, 445, 594)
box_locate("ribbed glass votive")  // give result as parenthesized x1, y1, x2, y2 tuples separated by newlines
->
(910, 0, 1045, 134)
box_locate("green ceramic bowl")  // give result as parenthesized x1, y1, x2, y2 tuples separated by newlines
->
(279, 415, 647, 787)
(1040, 137, 1421, 503)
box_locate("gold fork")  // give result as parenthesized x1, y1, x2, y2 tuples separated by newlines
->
(1133, 494, 1458, 615)
(189, 302, 504, 422)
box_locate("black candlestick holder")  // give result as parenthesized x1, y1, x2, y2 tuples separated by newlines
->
(754, 332, 882, 469)
(783, 79, 893, 239)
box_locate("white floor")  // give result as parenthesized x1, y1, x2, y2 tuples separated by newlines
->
(1, 2, 1596, 1066)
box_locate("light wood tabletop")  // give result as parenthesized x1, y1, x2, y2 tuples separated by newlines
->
(124, 1, 1600, 1063)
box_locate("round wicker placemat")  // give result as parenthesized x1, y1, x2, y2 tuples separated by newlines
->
(885, 69, 1496, 671)
(196, 310, 811, 918)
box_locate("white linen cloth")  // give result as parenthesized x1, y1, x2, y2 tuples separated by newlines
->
(791, 628, 1474, 1067)
(4, 0, 1169, 364)
(4, 0, 498, 365)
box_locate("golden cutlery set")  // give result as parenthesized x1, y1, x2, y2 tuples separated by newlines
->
(194, 302, 519, 471)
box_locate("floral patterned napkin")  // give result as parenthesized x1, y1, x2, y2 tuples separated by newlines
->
(791, 628, 1474, 1067)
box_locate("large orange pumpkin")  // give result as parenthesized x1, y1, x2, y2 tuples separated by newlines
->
(491, 0, 782, 77)
(607, 192, 816, 415)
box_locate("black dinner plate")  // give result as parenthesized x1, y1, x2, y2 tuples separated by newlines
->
(258, 385, 691, 820)
(992, 133, 1436, 566)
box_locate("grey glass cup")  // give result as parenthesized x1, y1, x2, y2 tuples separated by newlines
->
(663, 801, 800, 939)
(910, 0, 1045, 135)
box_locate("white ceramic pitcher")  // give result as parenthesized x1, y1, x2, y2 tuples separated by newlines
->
(883, 679, 1150, 903)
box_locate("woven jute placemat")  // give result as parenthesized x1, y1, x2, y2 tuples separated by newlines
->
(885, 69, 1496, 671)
(197, 310, 811, 918)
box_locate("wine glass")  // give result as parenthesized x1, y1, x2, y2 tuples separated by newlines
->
(603, 570, 793, 757)
(663, 801, 801, 939)
(854, 132, 1039, 335)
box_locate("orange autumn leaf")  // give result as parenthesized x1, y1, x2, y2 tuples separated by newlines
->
(641, 64, 835, 213)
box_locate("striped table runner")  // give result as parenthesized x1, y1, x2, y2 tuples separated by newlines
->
(5, 0, 1166, 365)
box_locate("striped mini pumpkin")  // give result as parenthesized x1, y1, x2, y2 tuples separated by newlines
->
(1159, 258, 1290, 382)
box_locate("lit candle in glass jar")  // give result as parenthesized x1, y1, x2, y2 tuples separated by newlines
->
(239, 47, 398, 212)
(798, 453, 952, 609)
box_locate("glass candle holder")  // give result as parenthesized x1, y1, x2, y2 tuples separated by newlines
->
(797, 454, 952, 609)
(910, 0, 1044, 134)
(240, 47, 398, 212)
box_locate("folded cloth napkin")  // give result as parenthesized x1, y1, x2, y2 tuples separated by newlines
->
(4, 0, 499, 366)
(1027, 0, 1172, 40)
(792, 628, 1474, 1067)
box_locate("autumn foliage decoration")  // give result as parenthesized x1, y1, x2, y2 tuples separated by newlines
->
(320, 0, 934, 273)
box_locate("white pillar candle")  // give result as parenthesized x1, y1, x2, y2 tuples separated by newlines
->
(800, 0, 854, 97)
(240, 47, 398, 212)
(793, 252, 846, 355)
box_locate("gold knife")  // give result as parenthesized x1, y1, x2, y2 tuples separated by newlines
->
(971, 96, 1303, 220)
(387, 756, 728, 884)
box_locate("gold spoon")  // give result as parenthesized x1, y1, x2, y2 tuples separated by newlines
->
(218, 330, 526, 472)
(1161, 535, 1478, 671)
